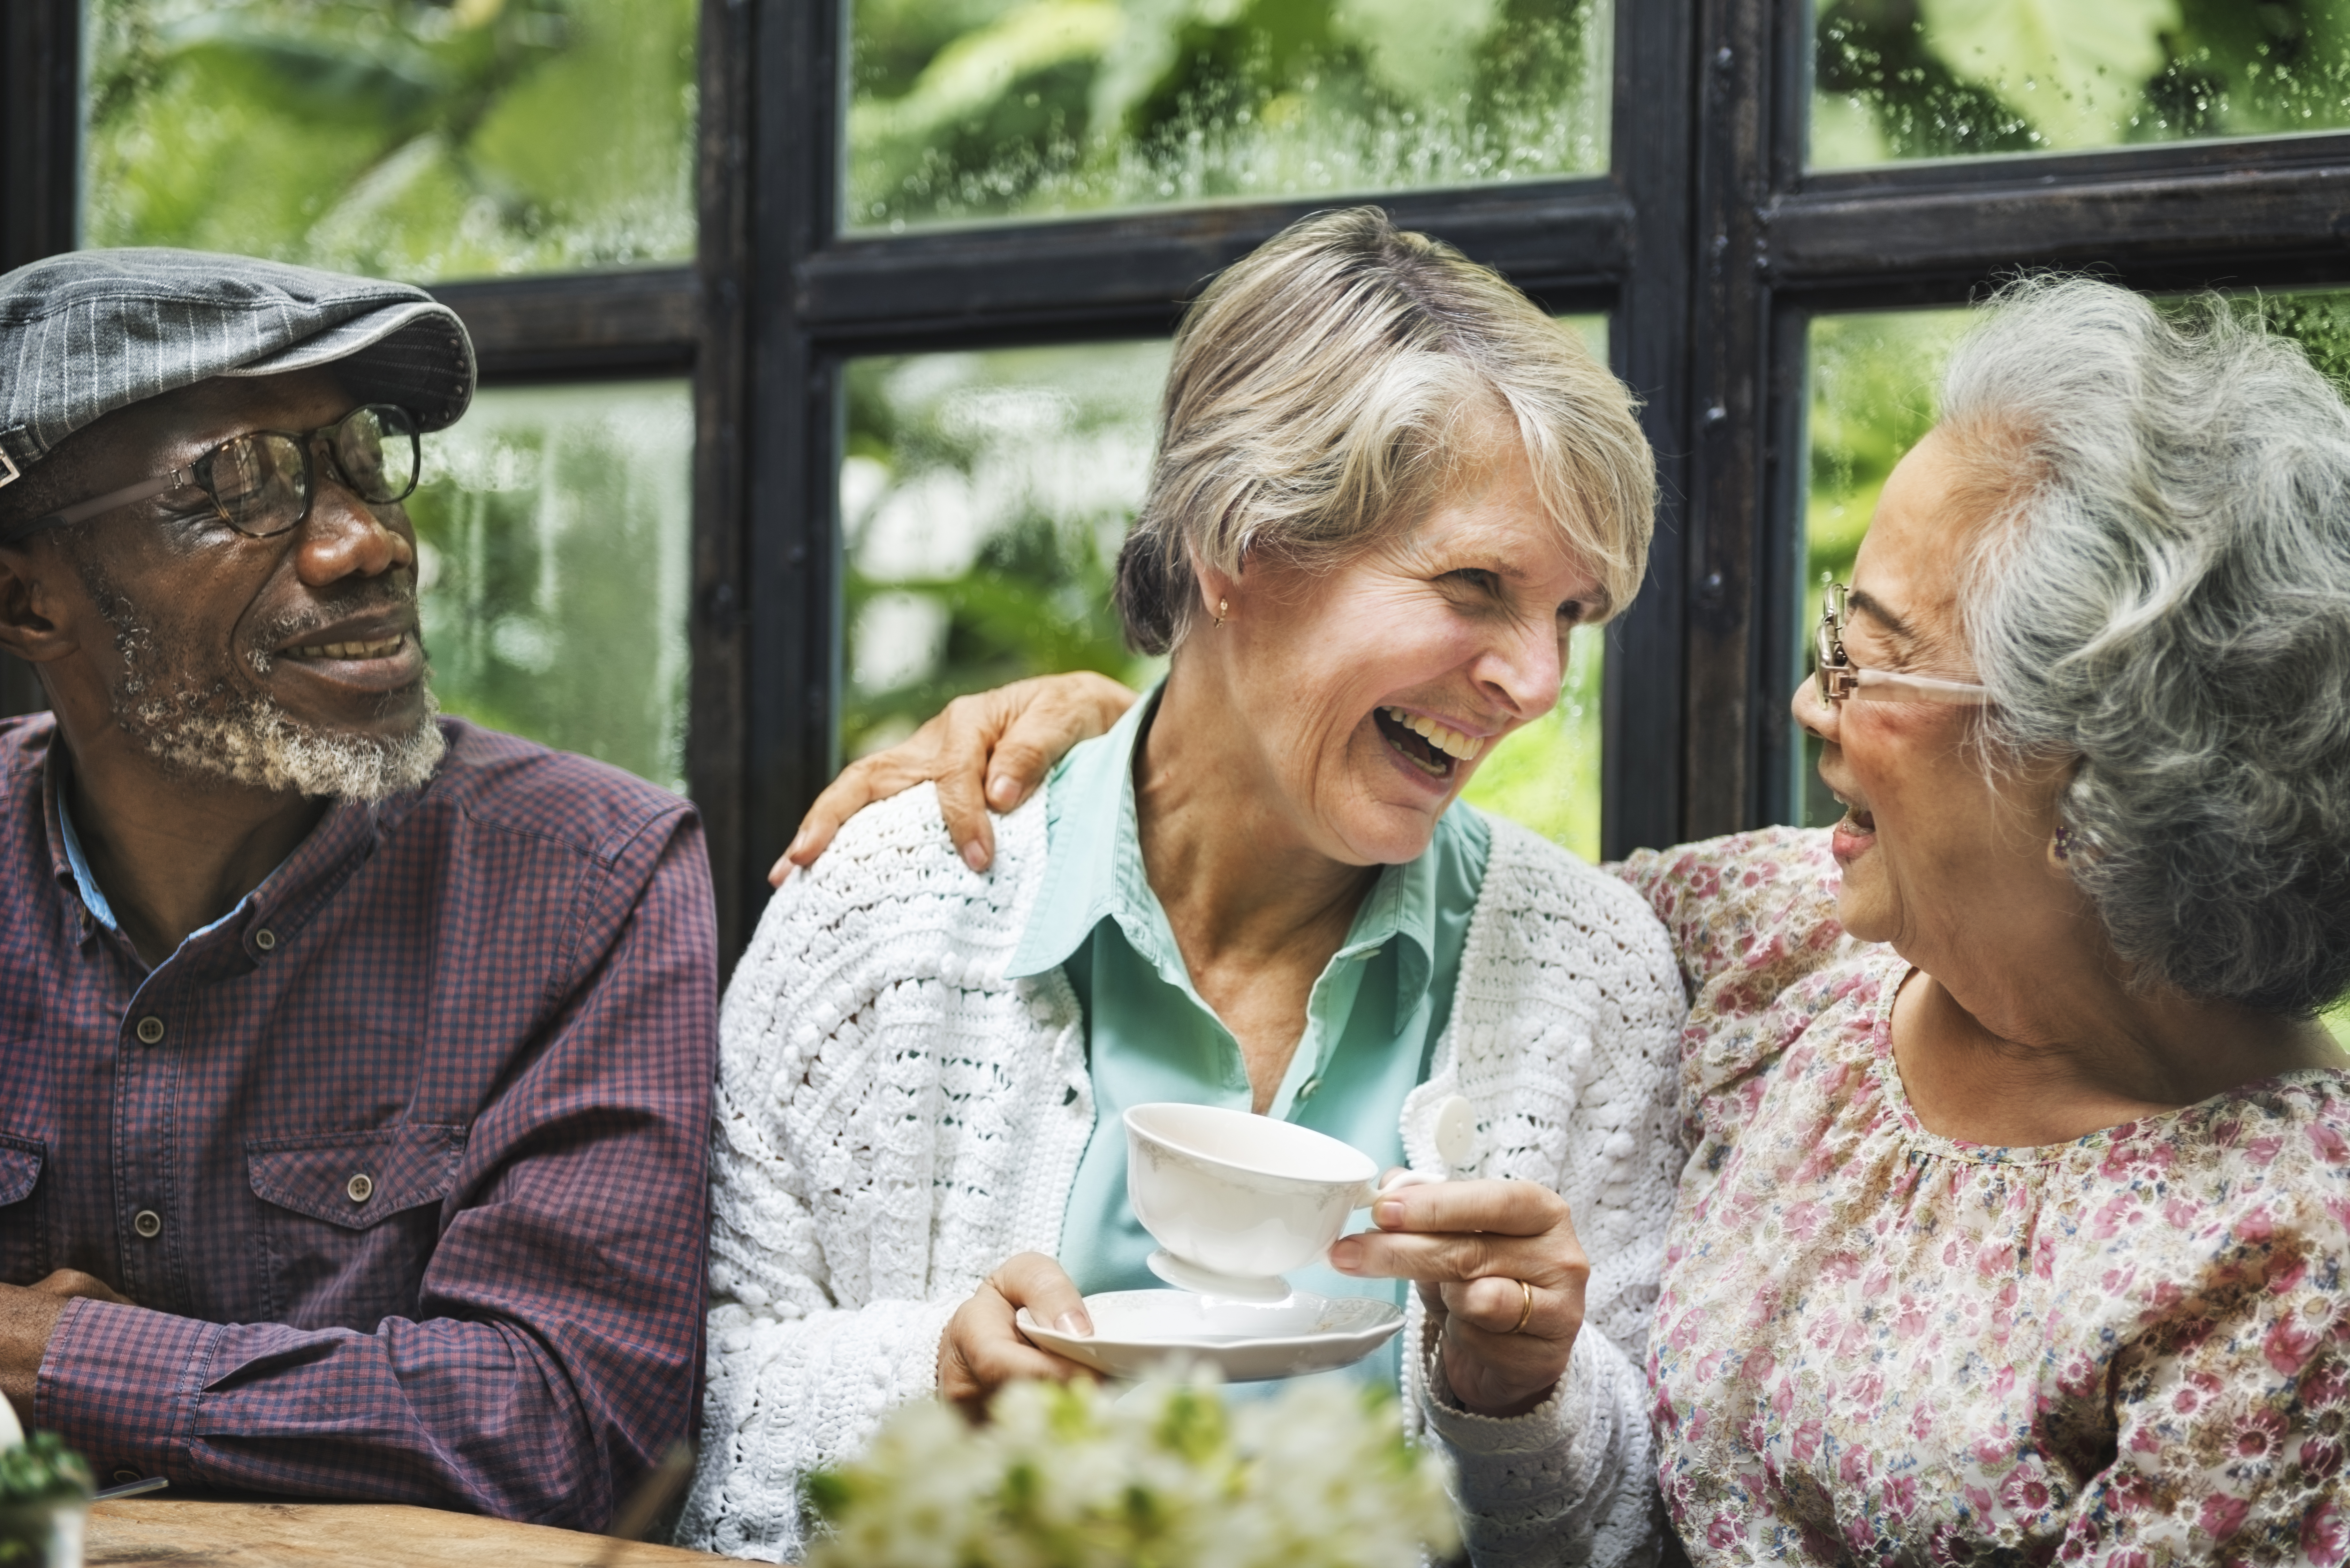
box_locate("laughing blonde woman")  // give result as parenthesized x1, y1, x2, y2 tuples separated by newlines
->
(678, 209, 1690, 1566)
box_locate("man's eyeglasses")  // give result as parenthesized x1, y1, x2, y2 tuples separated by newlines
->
(1813, 580, 1993, 707)
(0, 403, 421, 546)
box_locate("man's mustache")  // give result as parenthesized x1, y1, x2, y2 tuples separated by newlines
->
(247, 581, 421, 659)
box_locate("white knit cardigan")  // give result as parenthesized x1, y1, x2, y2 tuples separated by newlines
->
(677, 784, 1687, 1564)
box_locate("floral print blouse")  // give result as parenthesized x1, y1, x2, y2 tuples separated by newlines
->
(1618, 828, 2350, 1566)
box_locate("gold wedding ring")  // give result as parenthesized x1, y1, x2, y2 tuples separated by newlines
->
(1509, 1278, 1535, 1335)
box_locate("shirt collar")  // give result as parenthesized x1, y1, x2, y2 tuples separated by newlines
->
(1005, 684, 1443, 1012)
(52, 778, 121, 931)
(38, 735, 395, 973)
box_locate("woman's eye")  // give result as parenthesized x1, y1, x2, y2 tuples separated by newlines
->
(1444, 568, 1501, 595)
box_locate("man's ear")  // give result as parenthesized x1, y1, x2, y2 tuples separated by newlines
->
(0, 541, 81, 666)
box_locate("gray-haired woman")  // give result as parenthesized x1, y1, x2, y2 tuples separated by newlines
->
(797, 276, 2350, 1561)
(680, 209, 1690, 1565)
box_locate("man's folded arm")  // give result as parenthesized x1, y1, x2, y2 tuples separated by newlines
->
(34, 810, 718, 1533)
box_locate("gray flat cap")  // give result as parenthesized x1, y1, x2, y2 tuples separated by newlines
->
(0, 247, 475, 492)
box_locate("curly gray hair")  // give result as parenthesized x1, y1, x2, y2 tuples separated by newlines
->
(1947, 276, 2350, 1017)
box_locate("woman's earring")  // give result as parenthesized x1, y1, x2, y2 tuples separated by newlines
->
(1215, 598, 1229, 629)
(2052, 824, 2075, 861)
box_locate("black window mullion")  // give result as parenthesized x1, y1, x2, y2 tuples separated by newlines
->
(1682, 0, 1778, 842)
(691, 0, 757, 965)
(1600, 0, 1697, 860)
(0, 0, 81, 722)
(427, 272, 700, 381)
(739, 0, 843, 951)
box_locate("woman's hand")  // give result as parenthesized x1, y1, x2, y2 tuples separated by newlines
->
(1327, 1178, 1588, 1419)
(777, 674, 1138, 883)
(937, 1252, 1099, 1416)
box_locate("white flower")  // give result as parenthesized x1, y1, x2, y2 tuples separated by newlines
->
(805, 1372, 1459, 1568)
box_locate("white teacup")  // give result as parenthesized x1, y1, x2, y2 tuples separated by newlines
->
(1124, 1103, 1437, 1299)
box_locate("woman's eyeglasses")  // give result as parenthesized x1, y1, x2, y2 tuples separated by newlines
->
(1, 403, 421, 545)
(1813, 580, 1992, 707)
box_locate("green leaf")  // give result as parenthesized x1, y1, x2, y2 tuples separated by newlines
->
(1917, 0, 2182, 147)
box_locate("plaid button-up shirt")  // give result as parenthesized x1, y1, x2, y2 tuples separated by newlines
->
(0, 713, 716, 1532)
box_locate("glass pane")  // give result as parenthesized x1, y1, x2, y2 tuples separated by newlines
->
(845, 0, 1612, 233)
(410, 380, 694, 793)
(1798, 308, 1970, 824)
(1813, 0, 2350, 166)
(82, 0, 697, 282)
(841, 341, 1174, 759)
(843, 316, 1607, 862)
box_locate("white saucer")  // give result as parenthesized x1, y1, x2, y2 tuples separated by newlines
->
(1017, 1289, 1406, 1383)
(1145, 1247, 1292, 1302)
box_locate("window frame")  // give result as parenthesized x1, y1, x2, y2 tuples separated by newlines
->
(722, 0, 1700, 961)
(1699, 0, 2350, 832)
(18, 0, 2337, 961)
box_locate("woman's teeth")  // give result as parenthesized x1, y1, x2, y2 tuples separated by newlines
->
(1381, 707, 1484, 761)
(289, 635, 405, 661)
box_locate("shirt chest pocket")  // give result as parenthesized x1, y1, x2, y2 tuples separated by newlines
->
(247, 1126, 465, 1331)
(0, 1138, 45, 1285)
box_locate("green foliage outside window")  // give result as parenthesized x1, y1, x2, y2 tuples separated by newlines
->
(408, 383, 695, 795)
(84, 0, 697, 282)
(1815, 0, 2350, 165)
(845, 0, 1611, 230)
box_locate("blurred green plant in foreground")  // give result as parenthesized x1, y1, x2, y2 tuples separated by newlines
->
(1814, 0, 2350, 166)
(84, 0, 696, 281)
(807, 1374, 1457, 1568)
(846, 0, 1610, 230)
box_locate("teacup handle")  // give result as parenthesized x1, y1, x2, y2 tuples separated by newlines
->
(1354, 1167, 1443, 1209)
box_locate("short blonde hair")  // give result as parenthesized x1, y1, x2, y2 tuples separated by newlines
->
(1114, 207, 1655, 654)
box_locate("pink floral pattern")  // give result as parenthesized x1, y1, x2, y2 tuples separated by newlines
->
(1619, 828, 2350, 1566)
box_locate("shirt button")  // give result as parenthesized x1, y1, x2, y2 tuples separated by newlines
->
(132, 1209, 162, 1239)
(346, 1173, 374, 1205)
(111, 1470, 138, 1487)
(1299, 1075, 1323, 1100)
(253, 928, 277, 952)
(134, 1016, 164, 1045)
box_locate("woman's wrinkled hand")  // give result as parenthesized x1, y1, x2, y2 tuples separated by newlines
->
(776, 673, 1139, 883)
(937, 1252, 1099, 1416)
(1327, 1178, 1588, 1419)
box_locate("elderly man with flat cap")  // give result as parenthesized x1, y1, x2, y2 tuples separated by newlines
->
(0, 249, 715, 1531)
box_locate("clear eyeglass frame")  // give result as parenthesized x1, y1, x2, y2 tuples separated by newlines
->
(1813, 580, 1993, 707)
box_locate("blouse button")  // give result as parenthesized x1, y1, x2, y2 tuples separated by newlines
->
(132, 1209, 162, 1240)
(134, 1016, 164, 1046)
(346, 1173, 375, 1205)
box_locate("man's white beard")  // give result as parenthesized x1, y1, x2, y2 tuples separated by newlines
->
(125, 682, 447, 802)
(92, 571, 446, 803)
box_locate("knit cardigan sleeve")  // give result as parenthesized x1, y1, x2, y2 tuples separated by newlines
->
(675, 788, 1094, 1563)
(1407, 816, 1689, 1568)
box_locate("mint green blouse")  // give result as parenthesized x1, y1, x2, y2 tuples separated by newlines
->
(1005, 688, 1490, 1391)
